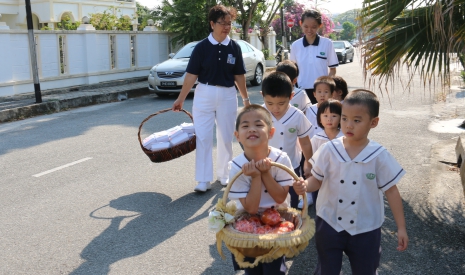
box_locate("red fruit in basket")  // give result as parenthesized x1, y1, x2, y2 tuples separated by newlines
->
(235, 219, 255, 233)
(254, 225, 273, 234)
(277, 226, 292, 234)
(279, 221, 295, 231)
(248, 216, 263, 227)
(261, 207, 282, 226)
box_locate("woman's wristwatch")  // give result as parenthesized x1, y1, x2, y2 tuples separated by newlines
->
(242, 98, 250, 102)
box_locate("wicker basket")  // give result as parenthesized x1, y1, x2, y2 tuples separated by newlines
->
(215, 162, 315, 268)
(137, 108, 196, 163)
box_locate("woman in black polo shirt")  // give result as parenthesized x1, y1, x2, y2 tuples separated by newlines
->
(172, 5, 250, 193)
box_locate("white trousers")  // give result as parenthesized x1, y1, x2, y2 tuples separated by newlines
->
(192, 83, 238, 182)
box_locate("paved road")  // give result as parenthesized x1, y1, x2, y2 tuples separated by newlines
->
(1, 52, 464, 274)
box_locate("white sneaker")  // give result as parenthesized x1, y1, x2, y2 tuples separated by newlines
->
(194, 182, 211, 192)
(217, 177, 229, 187)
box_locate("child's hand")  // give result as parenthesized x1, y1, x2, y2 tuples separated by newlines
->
(293, 177, 307, 196)
(396, 228, 408, 251)
(255, 158, 272, 173)
(242, 160, 261, 178)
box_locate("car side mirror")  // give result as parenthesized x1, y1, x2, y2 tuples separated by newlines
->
(346, 46, 350, 49)
(168, 53, 175, 59)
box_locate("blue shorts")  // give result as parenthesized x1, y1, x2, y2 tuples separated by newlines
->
(232, 254, 286, 275)
(314, 216, 381, 275)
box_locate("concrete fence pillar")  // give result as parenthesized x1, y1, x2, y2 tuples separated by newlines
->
(268, 30, 276, 55)
(0, 30, 14, 96)
(77, 21, 100, 84)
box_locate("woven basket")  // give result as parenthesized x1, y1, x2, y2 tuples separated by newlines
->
(137, 108, 196, 163)
(215, 162, 315, 268)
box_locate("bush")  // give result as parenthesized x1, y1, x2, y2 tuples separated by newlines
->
(262, 49, 269, 60)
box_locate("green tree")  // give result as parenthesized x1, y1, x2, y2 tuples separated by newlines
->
(57, 14, 80, 30)
(156, 0, 214, 47)
(359, 0, 465, 87)
(339, 21, 355, 40)
(221, 0, 264, 42)
(333, 9, 360, 27)
(89, 7, 133, 31)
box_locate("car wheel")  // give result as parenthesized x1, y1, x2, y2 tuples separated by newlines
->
(250, 64, 263, 86)
(342, 56, 347, 64)
(350, 53, 353, 62)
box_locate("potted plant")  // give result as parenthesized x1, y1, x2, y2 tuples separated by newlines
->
(262, 49, 276, 67)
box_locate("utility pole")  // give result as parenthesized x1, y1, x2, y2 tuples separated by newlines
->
(25, 0, 42, 103)
(280, 6, 287, 49)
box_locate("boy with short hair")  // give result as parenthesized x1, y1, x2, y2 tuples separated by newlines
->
(294, 89, 409, 275)
(276, 60, 311, 112)
(331, 75, 349, 102)
(261, 71, 313, 209)
(228, 104, 295, 274)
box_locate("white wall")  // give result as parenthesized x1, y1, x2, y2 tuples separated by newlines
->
(0, 29, 170, 97)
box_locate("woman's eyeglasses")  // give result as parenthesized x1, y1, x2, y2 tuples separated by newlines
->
(216, 21, 232, 27)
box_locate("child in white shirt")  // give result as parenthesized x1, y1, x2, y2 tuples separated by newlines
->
(294, 89, 408, 275)
(229, 104, 297, 274)
(261, 72, 313, 209)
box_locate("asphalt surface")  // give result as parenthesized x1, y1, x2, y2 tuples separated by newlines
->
(0, 51, 464, 274)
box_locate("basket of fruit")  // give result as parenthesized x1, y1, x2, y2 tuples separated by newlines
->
(211, 162, 315, 268)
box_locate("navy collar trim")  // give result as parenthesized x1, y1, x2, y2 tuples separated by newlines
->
(303, 35, 320, 47)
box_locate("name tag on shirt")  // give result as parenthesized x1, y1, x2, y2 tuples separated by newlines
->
(227, 54, 236, 64)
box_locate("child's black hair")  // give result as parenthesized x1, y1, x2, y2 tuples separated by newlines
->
(262, 71, 293, 98)
(343, 89, 379, 118)
(317, 99, 342, 128)
(314, 76, 336, 93)
(331, 76, 348, 100)
(301, 9, 322, 25)
(276, 60, 299, 82)
(235, 104, 273, 131)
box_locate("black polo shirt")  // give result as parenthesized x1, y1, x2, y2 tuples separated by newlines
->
(186, 34, 246, 87)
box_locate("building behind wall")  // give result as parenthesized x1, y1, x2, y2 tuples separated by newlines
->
(0, 0, 136, 30)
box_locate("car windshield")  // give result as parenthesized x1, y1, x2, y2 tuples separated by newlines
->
(173, 42, 198, 59)
(333, 42, 345, 49)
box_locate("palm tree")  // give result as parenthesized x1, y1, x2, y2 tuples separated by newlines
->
(359, 0, 465, 88)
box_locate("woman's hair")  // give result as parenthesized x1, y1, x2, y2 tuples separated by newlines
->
(317, 99, 342, 129)
(332, 76, 348, 100)
(235, 104, 272, 131)
(301, 9, 322, 25)
(276, 60, 299, 81)
(208, 5, 237, 31)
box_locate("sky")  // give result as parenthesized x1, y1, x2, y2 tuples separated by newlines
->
(138, 0, 363, 15)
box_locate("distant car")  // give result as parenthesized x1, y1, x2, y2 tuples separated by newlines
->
(148, 40, 266, 96)
(332, 40, 354, 64)
(350, 39, 359, 47)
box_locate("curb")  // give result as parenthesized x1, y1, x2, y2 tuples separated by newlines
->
(0, 83, 150, 123)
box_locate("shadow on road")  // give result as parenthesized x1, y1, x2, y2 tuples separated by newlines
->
(70, 190, 219, 275)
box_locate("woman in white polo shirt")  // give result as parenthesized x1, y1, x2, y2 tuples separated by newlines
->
(172, 5, 250, 192)
(290, 9, 339, 104)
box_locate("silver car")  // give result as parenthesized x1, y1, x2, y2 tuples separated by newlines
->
(148, 40, 266, 96)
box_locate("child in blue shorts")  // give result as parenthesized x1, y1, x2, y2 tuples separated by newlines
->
(294, 89, 409, 275)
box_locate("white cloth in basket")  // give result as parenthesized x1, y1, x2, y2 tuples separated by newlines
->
(150, 141, 171, 151)
(169, 132, 190, 147)
(180, 122, 195, 134)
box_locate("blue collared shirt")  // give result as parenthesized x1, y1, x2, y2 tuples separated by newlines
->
(186, 33, 246, 87)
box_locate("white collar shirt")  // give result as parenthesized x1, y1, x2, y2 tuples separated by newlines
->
(207, 33, 231, 46)
(309, 137, 406, 235)
(289, 35, 339, 89)
(311, 129, 344, 154)
(305, 103, 320, 138)
(290, 88, 311, 112)
(228, 147, 294, 210)
(263, 104, 313, 168)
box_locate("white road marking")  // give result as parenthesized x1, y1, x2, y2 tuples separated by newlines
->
(33, 157, 93, 177)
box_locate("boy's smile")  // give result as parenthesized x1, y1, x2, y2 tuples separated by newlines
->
(235, 110, 275, 148)
(263, 95, 291, 120)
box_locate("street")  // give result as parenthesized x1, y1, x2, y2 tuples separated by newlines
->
(1, 52, 464, 274)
